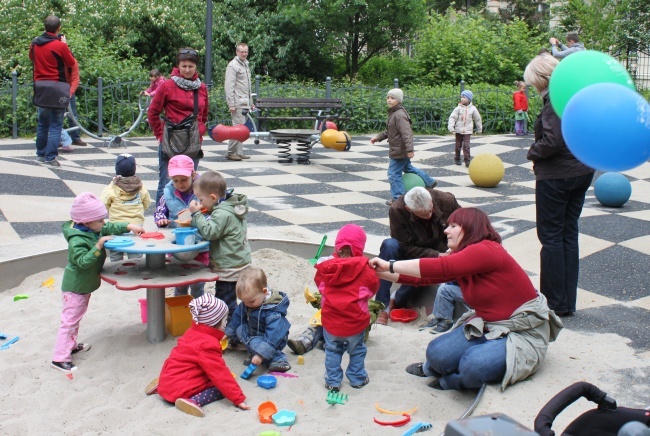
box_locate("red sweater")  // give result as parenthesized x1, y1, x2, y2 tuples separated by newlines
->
(315, 256, 380, 337)
(398, 240, 537, 322)
(147, 68, 209, 142)
(513, 91, 529, 111)
(157, 323, 245, 406)
(29, 32, 77, 85)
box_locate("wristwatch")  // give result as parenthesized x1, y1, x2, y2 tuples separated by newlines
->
(389, 260, 395, 274)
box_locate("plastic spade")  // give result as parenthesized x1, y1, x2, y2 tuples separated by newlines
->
(309, 235, 327, 266)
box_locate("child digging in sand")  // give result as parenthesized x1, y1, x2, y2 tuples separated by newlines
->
(146, 294, 250, 417)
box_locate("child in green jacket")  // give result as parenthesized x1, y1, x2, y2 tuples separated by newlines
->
(51, 192, 143, 373)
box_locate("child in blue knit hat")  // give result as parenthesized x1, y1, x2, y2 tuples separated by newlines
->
(448, 90, 483, 167)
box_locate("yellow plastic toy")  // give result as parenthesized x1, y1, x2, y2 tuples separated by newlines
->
(309, 310, 322, 327)
(304, 287, 317, 303)
(41, 277, 55, 290)
(468, 153, 505, 188)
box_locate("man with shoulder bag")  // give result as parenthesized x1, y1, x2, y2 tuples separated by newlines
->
(30, 15, 79, 167)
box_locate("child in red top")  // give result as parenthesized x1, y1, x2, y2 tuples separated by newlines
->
(513, 81, 529, 136)
(142, 69, 165, 97)
(315, 224, 380, 392)
(145, 294, 250, 417)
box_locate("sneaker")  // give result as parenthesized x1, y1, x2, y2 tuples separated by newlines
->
(175, 398, 204, 417)
(237, 154, 251, 159)
(428, 379, 444, 390)
(351, 376, 370, 389)
(243, 355, 253, 366)
(419, 317, 440, 331)
(72, 138, 88, 146)
(51, 361, 77, 373)
(287, 338, 308, 355)
(226, 153, 242, 161)
(431, 320, 453, 334)
(406, 363, 427, 377)
(465, 158, 472, 168)
(145, 377, 159, 395)
(426, 180, 438, 189)
(385, 200, 394, 206)
(376, 311, 389, 326)
(71, 343, 91, 354)
(36, 156, 45, 162)
(325, 383, 340, 393)
(42, 159, 60, 167)
(60, 146, 74, 152)
(454, 159, 461, 166)
(268, 361, 291, 373)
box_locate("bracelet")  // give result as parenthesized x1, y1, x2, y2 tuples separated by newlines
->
(389, 260, 395, 274)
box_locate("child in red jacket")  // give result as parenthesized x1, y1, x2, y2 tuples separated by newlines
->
(315, 224, 380, 393)
(513, 81, 529, 136)
(145, 294, 250, 417)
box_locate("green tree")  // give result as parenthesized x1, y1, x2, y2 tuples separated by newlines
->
(498, 0, 550, 35)
(552, 0, 618, 52)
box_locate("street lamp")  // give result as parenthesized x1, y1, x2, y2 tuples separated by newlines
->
(205, 0, 213, 87)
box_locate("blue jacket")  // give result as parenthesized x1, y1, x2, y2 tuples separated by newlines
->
(225, 290, 290, 361)
(162, 180, 196, 227)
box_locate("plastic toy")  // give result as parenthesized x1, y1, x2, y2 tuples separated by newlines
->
(326, 391, 348, 405)
(308, 235, 328, 266)
(41, 277, 55, 289)
(403, 173, 426, 192)
(375, 403, 418, 415)
(257, 375, 277, 389)
(140, 232, 165, 239)
(171, 228, 199, 245)
(104, 237, 136, 249)
(258, 401, 278, 423)
(220, 337, 229, 350)
(13, 294, 29, 302)
(0, 333, 6, 339)
(269, 371, 298, 378)
(374, 414, 411, 427)
(304, 286, 317, 303)
(241, 363, 258, 380)
(389, 308, 418, 323)
(258, 432, 281, 436)
(297, 355, 304, 365)
(402, 422, 433, 435)
(272, 409, 297, 426)
(0, 336, 19, 350)
(309, 309, 322, 327)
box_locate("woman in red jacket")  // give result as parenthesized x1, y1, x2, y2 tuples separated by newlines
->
(370, 208, 562, 391)
(513, 81, 529, 135)
(148, 48, 209, 204)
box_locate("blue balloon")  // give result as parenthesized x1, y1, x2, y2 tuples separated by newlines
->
(561, 83, 650, 172)
(594, 172, 632, 207)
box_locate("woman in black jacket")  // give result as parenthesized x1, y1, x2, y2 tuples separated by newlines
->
(523, 54, 595, 317)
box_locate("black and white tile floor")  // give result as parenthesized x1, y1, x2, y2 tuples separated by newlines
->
(0, 134, 648, 352)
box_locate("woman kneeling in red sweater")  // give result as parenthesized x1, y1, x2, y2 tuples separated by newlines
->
(370, 208, 563, 391)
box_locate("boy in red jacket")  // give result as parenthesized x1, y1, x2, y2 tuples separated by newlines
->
(145, 294, 250, 417)
(315, 224, 380, 393)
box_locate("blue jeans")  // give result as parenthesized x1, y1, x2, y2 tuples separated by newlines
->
(215, 280, 237, 322)
(387, 158, 436, 200)
(235, 323, 288, 365)
(323, 329, 367, 387)
(433, 282, 465, 321)
(376, 238, 430, 309)
(36, 107, 65, 161)
(67, 96, 81, 142)
(156, 147, 201, 204)
(425, 326, 507, 390)
(535, 174, 593, 313)
(174, 282, 205, 299)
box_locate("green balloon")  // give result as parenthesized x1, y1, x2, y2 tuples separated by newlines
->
(549, 50, 635, 118)
(402, 173, 426, 192)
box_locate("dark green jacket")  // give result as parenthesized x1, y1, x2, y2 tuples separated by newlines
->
(61, 220, 129, 294)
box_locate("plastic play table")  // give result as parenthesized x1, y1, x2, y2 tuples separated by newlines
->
(99, 231, 217, 343)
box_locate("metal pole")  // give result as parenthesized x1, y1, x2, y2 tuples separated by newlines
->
(11, 71, 18, 139)
(326, 77, 331, 98)
(97, 77, 103, 136)
(205, 0, 213, 87)
(460, 80, 465, 92)
(255, 75, 260, 96)
(394, 78, 399, 88)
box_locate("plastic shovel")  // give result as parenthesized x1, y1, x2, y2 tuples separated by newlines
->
(308, 235, 328, 266)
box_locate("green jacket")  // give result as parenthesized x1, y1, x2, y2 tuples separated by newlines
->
(61, 220, 129, 294)
(191, 193, 251, 281)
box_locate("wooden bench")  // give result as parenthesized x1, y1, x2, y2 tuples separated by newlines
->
(254, 98, 348, 131)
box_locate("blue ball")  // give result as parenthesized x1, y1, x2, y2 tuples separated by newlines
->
(594, 172, 632, 207)
(562, 83, 650, 172)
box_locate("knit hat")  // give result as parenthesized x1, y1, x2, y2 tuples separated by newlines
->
(335, 224, 367, 257)
(387, 88, 404, 104)
(168, 155, 195, 177)
(115, 154, 136, 177)
(70, 192, 108, 223)
(461, 90, 473, 102)
(189, 294, 229, 327)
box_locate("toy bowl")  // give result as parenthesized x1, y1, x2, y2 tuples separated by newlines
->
(390, 308, 418, 323)
(258, 401, 278, 423)
(175, 220, 192, 228)
(257, 375, 277, 389)
(272, 409, 297, 426)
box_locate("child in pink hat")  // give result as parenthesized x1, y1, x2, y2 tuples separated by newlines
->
(51, 192, 144, 373)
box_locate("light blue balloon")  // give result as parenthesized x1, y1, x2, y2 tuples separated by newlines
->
(561, 83, 650, 172)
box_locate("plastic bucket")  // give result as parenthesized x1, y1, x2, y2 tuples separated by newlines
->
(173, 228, 197, 245)
(138, 298, 147, 324)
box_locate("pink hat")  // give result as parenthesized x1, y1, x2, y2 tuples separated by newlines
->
(335, 224, 367, 257)
(70, 192, 108, 223)
(189, 294, 228, 327)
(168, 155, 195, 177)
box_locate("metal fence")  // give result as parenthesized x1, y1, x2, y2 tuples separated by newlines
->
(1, 72, 542, 139)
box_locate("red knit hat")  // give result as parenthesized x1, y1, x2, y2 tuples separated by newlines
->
(335, 224, 367, 257)
(70, 192, 108, 223)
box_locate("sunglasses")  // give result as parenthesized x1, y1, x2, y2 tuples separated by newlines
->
(179, 49, 198, 56)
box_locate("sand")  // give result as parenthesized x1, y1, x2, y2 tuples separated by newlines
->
(0, 248, 648, 435)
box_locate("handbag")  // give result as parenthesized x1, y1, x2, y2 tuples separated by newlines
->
(160, 90, 202, 159)
(32, 80, 71, 109)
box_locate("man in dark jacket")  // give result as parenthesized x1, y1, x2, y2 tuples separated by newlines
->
(375, 186, 461, 325)
(30, 15, 78, 167)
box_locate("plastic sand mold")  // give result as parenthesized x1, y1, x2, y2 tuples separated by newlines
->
(257, 375, 277, 389)
(304, 286, 317, 303)
(374, 414, 411, 427)
(402, 422, 433, 435)
(258, 401, 277, 423)
(390, 308, 418, 323)
(0, 336, 19, 350)
(326, 391, 348, 405)
(140, 232, 165, 239)
(309, 309, 322, 327)
(241, 363, 258, 379)
(272, 409, 297, 426)
(13, 294, 28, 302)
(104, 237, 135, 249)
(220, 337, 229, 350)
(41, 277, 55, 289)
(375, 403, 418, 415)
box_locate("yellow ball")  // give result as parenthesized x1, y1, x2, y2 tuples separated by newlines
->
(468, 154, 504, 188)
